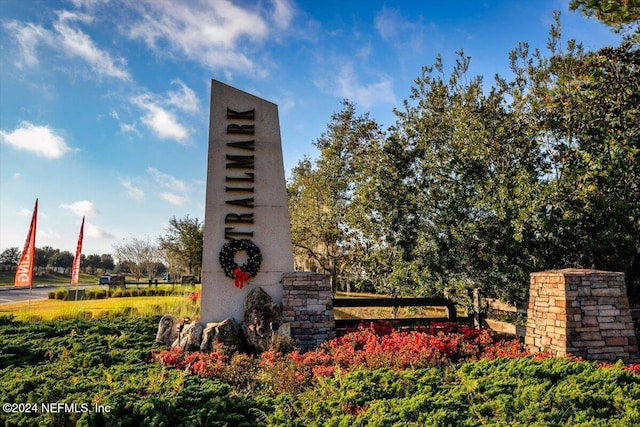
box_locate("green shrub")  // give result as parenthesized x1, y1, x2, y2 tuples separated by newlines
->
(54, 287, 67, 300)
(266, 358, 640, 426)
(48, 291, 55, 299)
(83, 288, 106, 300)
(2, 316, 639, 427)
(0, 316, 268, 426)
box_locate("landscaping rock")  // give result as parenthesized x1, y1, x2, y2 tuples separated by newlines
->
(241, 287, 282, 352)
(200, 318, 244, 352)
(155, 314, 181, 346)
(173, 321, 204, 351)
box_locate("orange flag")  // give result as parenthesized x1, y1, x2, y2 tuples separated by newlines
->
(71, 216, 85, 284)
(14, 199, 38, 287)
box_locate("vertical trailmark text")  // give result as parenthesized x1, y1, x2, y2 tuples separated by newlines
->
(224, 108, 256, 240)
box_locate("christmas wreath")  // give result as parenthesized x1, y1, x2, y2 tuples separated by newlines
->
(219, 239, 262, 288)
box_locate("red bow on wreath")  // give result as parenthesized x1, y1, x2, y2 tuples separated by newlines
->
(233, 267, 250, 288)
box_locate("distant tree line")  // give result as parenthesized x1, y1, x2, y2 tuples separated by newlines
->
(288, 12, 639, 303)
(1, 216, 204, 284)
(0, 246, 115, 275)
(112, 215, 204, 283)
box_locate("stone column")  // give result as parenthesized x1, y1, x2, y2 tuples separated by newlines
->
(282, 272, 335, 350)
(525, 269, 639, 362)
(201, 80, 294, 324)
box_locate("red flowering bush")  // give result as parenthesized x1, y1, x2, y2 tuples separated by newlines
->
(294, 322, 529, 376)
(596, 360, 640, 375)
(188, 290, 201, 303)
(153, 345, 227, 377)
(154, 321, 640, 396)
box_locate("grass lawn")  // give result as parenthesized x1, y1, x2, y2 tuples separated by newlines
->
(333, 291, 453, 320)
(0, 295, 199, 321)
(0, 285, 452, 323)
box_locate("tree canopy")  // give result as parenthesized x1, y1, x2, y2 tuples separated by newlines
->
(158, 215, 203, 281)
(288, 13, 640, 303)
(570, 0, 640, 32)
(112, 237, 159, 282)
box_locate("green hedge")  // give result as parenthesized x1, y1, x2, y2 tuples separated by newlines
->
(1, 315, 639, 426)
(268, 358, 640, 426)
(46, 286, 199, 300)
(0, 315, 264, 427)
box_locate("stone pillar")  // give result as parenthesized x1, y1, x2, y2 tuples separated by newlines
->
(526, 269, 639, 362)
(201, 80, 294, 324)
(282, 272, 335, 350)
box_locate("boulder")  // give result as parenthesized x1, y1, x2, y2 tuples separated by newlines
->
(155, 314, 181, 346)
(200, 318, 244, 353)
(173, 321, 204, 351)
(241, 287, 282, 352)
(277, 322, 291, 338)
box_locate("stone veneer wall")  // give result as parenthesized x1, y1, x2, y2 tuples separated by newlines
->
(525, 269, 639, 363)
(282, 272, 335, 350)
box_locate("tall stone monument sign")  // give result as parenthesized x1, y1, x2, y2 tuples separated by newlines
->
(201, 80, 294, 323)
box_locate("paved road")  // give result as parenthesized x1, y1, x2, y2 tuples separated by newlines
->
(0, 284, 97, 304)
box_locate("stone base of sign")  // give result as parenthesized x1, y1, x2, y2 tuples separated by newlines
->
(525, 269, 639, 363)
(158, 274, 335, 353)
(282, 272, 335, 350)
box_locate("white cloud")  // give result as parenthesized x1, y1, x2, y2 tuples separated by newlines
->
(85, 222, 115, 239)
(57, 10, 94, 25)
(276, 96, 296, 114)
(317, 63, 395, 109)
(141, 104, 188, 141)
(2, 21, 50, 69)
(147, 168, 190, 206)
(0, 121, 71, 159)
(160, 192, 190, 207)
(131, 94, 189, 142)
(18, 208, 33, 217)
(69, 0, 110, 8)
(271, 0, 294, 29)
(53, 11, 130, 80)
(18, 204, 45, 219)
(121, 180, 145, 201)
(12, 173, 22, 180)
(375, 8, 404, 41)
(166, 79, 200, 113)
(38, 229, 62, 241)
(111, 111, 141, 137)
(147, 167, 188, 192)
(60, 200, 99, 217)
(124, 80, 198, 143)
(127, 0, 270, 75)
(374, 7, 431, 54)
(3, 12, 129, 80)
(119, 122, 141, 136)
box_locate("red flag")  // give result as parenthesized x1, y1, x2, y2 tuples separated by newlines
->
(14, 199, 38, 287)
(71, 216, 85, 285)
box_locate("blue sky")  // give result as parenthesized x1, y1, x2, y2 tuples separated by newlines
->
(0, 0, 622, 256)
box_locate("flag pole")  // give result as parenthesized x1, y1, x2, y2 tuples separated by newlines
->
(71, 216, 85, 303)
(15, 199, 38, 310)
